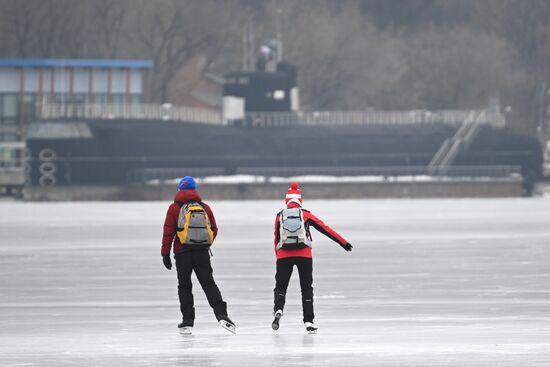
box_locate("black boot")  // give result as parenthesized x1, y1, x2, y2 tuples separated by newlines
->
(178, 319, 193, 328)
(272, 309, 283, 331)
(178, 319, 194, 335)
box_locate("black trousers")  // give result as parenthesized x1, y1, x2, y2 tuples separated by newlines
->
(274, 257, 314, 323)
(175, 249, 227, 325)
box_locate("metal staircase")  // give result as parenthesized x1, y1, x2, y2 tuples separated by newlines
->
(429, 110, 485, 170)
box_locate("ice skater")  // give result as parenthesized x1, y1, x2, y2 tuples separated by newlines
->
(161, 176, 235, 335)
(272, 182, 353, 334)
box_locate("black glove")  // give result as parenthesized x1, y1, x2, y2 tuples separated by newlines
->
(343, 243, 353, 252)
(162, 255, 172, 270)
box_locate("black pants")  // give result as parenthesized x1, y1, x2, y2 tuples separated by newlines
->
(175, 249, 227, 325)
(274, 257, 314, 323)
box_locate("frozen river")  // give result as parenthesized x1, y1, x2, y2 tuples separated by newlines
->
(1, 198, 549, 366)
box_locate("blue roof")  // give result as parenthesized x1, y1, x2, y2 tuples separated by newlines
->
(0, 58, 153, 69)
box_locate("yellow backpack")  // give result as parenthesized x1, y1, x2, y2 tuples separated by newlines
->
(176, 201, 214, 246)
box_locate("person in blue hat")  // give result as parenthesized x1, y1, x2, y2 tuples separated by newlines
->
(161, 176, 235, 334)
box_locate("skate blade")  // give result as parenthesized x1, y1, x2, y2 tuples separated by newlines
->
(219, 320, 236, 334)
(179, 327, 193, 335)
(307, 329, 318, 335)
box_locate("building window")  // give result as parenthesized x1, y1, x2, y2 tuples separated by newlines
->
(2, 94, 17, 118)
(93, 95, 107, 104)
(129, 94, 141, 104)
(111, 94, 124, 105)
(273, 90, 285, 100)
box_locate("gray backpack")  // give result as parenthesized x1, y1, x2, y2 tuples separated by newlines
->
(277, 208, 311, 250)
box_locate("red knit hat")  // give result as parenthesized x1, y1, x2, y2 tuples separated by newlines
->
(285, 182, 303, 206)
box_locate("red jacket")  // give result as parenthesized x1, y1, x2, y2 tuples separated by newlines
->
(161, 189, 218, 256)
(273, 202, 348, 259)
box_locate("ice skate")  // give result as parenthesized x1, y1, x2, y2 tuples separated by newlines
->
(304, 322, 318, 334)
(218, 315, 236, 334)
(178, 326, 193, 335)
(272, 309, 283, 331)
(178, 320, 193, 335)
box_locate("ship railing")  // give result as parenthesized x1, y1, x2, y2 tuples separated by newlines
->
(36, 101, 506, 128)
(37, 102, 222, 125)
(236, 109, 505, 127)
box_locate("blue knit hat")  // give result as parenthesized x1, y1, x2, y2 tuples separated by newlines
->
(178, 176, 197, 191)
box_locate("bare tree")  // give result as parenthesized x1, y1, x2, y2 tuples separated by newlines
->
(473, 0, 550, 131)
(0, 0, 85, 58)
(34, 0, 81, 57)
(394, 26, 527, 110)
(131, 0, 241, 103)
(266, 0, 402, 110)
(0, 0, 38, 57)
(477, 0, 550, 74)
(87, 0, 129, 59)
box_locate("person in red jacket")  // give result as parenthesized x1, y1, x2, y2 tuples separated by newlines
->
(161, 176, 235, 334)
(272, 182, 352, 334)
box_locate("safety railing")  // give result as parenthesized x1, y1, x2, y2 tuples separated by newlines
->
(236, 109, 505, 127)
(36, 101, 506, 128)
(37, 102, 222, 125)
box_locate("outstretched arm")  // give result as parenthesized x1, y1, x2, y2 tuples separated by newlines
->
(305, 211, 351, 250)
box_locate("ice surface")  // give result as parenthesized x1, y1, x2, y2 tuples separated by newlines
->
(1, 198, 549, 366)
